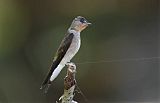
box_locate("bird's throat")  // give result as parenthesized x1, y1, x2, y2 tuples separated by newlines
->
(69, 25, 87, 32)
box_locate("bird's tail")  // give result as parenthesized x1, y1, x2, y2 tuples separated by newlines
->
(40, 80, 52, 93)
(40, 64, 64, 93)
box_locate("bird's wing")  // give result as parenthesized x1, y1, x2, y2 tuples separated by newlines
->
(41, 33, 74, 89)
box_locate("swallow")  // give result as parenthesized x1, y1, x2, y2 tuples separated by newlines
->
(40, 16, 91, 93)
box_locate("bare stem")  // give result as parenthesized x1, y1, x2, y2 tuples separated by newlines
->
(58, 62, 77, 103)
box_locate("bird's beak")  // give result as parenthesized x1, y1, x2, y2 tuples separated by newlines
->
(87, 22, 92, 25)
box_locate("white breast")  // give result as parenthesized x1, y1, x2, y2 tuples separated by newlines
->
(68, 33, 81, 57)
(60, 30, 81, 65)
(50, 30, 81, 81)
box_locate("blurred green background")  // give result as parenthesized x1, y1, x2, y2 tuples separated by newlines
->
(0, 0, 159, 103)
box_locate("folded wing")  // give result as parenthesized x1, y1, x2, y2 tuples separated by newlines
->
(40, 33, 74, 92)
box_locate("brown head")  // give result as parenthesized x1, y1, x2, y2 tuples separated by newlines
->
(69, 16, 91, 32)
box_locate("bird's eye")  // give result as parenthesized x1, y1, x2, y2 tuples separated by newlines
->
(80, 18, 85, 23)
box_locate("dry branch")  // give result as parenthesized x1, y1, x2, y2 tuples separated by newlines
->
(58, 62, 77, 103)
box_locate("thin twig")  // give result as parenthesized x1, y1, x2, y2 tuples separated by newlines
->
(77, 56, 160, 65)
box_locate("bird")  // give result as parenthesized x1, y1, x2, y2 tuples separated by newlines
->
(40, 16, 91, 93)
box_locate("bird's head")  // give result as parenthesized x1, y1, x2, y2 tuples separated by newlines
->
(69, 16, 91, 32)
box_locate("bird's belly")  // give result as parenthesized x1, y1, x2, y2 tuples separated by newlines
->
(61, 37, 80, 65)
